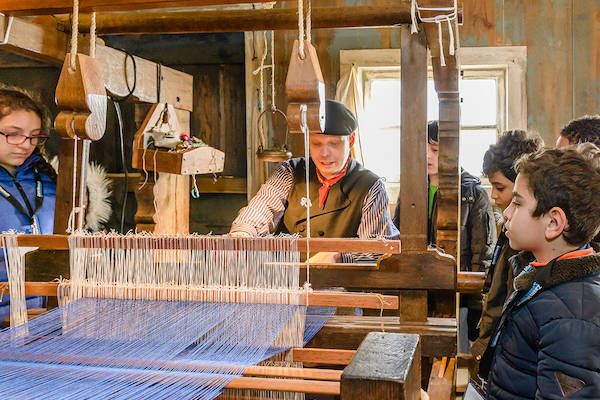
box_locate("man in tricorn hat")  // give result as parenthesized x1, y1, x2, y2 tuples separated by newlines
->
(230, 99, 398, 263)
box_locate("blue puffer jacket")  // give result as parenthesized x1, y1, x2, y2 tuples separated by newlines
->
(0, 152, 56, 321)
(481, 248, 600, 399)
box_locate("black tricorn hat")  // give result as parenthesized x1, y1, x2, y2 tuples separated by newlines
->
(322, 99, 357, 136)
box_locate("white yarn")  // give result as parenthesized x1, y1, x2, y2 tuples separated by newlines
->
(0, 14, 14, 45)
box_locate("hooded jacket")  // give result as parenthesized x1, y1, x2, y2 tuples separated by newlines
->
(0, 152, 56, 321)
(481, 247, 600, 399)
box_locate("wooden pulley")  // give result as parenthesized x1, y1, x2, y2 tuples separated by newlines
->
(55, 53, 107, 141)
(285, 40, 325, 134)
(256, 108, 292, 163)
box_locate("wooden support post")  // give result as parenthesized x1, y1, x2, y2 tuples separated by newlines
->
(132, 104, 190, 234)
(341, 332, 421, 400)
(399, 25, 428, 252)
(399, 290, 428, 322)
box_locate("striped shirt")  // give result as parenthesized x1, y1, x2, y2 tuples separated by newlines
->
(230, 159, 399, 262)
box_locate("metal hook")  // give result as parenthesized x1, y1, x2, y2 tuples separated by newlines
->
(191, 175, 200, 199)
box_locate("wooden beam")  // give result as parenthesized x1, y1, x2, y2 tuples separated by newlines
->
(399, 25, 428, 252)
(12, 235, 401, 254)
(19, 282, 397, 310)
(0, 0, 275, 15)
(0, 15, 193, 111)
(54, 5, 416, 35)
(427, 357, 455, 400)
(306, 250, 455, 290)
(341, 333, 421, 400)
(309, 316, 457, 358)
(291, 348, 356, 366)
(420, 0, 460, 259)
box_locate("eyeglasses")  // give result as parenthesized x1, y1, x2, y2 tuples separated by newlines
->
(0, 131, 48, 146)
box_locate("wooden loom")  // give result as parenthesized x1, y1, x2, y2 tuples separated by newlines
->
(0, 1, 482, 398)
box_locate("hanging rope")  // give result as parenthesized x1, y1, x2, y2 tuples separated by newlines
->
(297, 0, 305, 59)
(70, 0, 79, 71)
(306, 0, 312, 44)
(89, 12, 96, 58)
(271, 31, 276, 111)
(410, 0, 458, 67)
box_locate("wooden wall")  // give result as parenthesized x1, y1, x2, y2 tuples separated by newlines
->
(460, 0, 600, 145)
(271, 0, 599, 149)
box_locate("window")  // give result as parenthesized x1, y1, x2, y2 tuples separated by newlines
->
(340, 47, 526, 198)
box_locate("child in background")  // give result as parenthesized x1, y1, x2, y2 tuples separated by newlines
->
(480, 144, 600, 399)
(470, 130, 543, 364)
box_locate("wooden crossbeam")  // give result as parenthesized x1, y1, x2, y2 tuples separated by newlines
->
(10, 234, 401, 254)
(54, 5, 416, 35)
(291, 348, 356, 365)
(0, 15, 193, 111)
(18, 282, 399, 310)
(0, 0, 275, 15)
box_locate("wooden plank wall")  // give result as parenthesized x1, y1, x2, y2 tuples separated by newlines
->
(271, 0, 598, 151)
(460, 0, 598, 145)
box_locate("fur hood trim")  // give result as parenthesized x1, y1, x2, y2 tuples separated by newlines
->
(513, 251, 600, 292)
(50, 157, 112, 231)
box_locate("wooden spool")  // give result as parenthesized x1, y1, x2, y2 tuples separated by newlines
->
(285, 40, 325, 134)
(55, 53, 107, 141)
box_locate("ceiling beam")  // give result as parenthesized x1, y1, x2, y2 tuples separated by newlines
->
(0, 15, 193, 110)
(54, 5, 416, 34)
(0, 0, 275, 16)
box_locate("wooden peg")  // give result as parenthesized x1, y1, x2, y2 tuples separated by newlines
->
(55, 53, 107, 141)
(285, 40, 325, 134)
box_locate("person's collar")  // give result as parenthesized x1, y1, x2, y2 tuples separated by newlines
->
(513, 245, 599, 292)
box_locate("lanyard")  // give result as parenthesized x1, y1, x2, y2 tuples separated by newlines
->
(0, 168, 44, 234)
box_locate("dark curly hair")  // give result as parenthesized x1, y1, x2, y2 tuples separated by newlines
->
(482, 130, 543, 182)
(559, 115, 600, 147)
(514, 143, 600, 246)
(0, 89, 57, 182)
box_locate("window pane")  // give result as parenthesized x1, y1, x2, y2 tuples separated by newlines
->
(460, 79, 497, 126)
(367, 79, 401, 128)
(427, 80, 439, 121)
(460, 129, 497, 176)
(360, 126, 400, 182)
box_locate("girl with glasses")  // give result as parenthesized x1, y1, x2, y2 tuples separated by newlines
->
(0, 88, 57, 323)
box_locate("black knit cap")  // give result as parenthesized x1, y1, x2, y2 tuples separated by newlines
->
(322, 99, 357, 136)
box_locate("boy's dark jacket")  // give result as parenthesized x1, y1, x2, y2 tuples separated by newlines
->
(481, 246, 600, 399)
(393, 169, 496, 273)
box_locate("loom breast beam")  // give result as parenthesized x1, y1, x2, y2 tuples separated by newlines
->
(54, 52, 107, 233)
(285, 39, 325, 134)
(12, 234, 400, 253)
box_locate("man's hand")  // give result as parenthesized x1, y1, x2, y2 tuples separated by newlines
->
(308, 252, 342, 264)
(229, 231, 252, 238)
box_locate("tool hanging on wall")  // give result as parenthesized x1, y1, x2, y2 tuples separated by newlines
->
(54, 1, 107, 233)
(285, 0, 325, 134)
(255, 31, 292, 162)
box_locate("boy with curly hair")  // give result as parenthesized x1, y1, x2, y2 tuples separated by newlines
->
(480, 143, 600, 399)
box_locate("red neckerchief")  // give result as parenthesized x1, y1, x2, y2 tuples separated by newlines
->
(316, 157, 350, 209)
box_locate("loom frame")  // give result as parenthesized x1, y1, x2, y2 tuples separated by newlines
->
(0, 1, 472, 397)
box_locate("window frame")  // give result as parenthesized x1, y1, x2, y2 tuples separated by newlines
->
(339, 46, 527, 191)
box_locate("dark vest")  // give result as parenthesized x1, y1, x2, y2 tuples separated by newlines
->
(275, 157, 379, 238)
